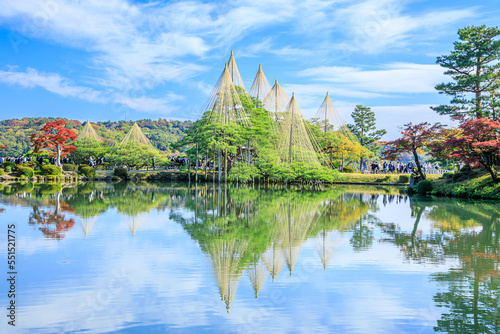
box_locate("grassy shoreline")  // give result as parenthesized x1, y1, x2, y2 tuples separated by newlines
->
(0, 169, 442, 185)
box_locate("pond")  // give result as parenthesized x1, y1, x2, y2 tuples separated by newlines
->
(0, 182, 498, 334)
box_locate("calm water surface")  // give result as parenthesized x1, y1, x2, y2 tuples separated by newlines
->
(0, 182, 498, 334)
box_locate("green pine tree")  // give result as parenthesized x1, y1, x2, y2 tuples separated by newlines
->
(347, 105, 386, 171)
(432, 25, 500, 119)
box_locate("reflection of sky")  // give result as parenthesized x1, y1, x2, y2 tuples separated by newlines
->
(0, 194, 458, 334)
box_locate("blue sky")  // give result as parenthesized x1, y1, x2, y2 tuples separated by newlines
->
(0, 0, 499, 138)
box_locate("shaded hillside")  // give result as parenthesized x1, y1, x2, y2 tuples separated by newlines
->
(0, 117, 192, 156)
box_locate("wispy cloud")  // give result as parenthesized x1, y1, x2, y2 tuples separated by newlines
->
(0, 67, 105, 103)
(298, 63, 446, 94)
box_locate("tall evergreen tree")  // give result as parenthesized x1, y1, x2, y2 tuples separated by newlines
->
(347, 105, 386, 170)
(432, 25, 500, 119)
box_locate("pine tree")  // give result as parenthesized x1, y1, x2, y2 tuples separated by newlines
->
(347, 105, 386, 171)
(432, 25, 500, 119)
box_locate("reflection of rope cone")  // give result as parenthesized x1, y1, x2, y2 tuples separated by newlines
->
(80, 217, 96, 238)
(247, 258, 267, 298)
(125, 215, 145, 237)
(263, 241, 285, 282)
(315, 231, 342, 270)
(207, 239, 247, 313)
(278, 199, 320, 276)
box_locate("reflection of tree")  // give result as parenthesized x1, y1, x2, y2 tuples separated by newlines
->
(378, 199, 449, 263)
(378, 197, 500, 333)
(28, 204, 76, 240)
(432, 221, 500, 334)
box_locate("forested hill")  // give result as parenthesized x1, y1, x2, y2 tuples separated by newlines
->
(0, 117, 192, 156)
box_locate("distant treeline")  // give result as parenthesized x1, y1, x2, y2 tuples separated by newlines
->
(0, 117, 192, 156)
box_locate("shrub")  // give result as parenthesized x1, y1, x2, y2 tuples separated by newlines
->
(416, 180, 433, 194)
(407, 185, 416, 195)
(5, 166, 12, 173)
(2, 161, 16, 169)
(398, 175, 410, 183)
(460, 165, 472, 173)
(342, 166, 355, 173)
(0, 169, 3, 176)
(114, 167, 128, 179)
(452, 172, 464, 182)
(78, 164, 90, 171)
(18, 166, 34, 178)
(41, 165, 62, 176)
(63, 163, 78, 171)
(442, 172, 454, 179)
(80, 166, 95, 178)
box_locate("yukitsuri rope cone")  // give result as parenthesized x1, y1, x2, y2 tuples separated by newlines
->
(277, 93, 322, 167)
(249, 64, 271, 102)
(199, 63, 251, 127)
(263, 79, 289, 127)
(227, 50, 246, 90)
(77, 120, 104, 146)
(207, 239, 248, 313)
(315, 92, 357, 142)
(120, 122, 155, 149)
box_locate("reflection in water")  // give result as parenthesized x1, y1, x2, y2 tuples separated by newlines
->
(1, 182, 499, 333)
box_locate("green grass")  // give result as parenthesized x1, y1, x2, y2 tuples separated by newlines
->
(335, 173, 441, 184)
(429, 173, 500, 199)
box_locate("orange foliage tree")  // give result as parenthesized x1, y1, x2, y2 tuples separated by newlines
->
(30, 120, 77, 167)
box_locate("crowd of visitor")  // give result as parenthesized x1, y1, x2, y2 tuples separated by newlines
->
(364, 161, 442, 174)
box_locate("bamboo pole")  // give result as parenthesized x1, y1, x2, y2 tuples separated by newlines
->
(195, 142, 198, 182)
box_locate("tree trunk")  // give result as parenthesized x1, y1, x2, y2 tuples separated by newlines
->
(412, 150, 426, 180)
(481, 161, 499, 183)
(476, 62, 482, 119)
(56, 143, 62, 167)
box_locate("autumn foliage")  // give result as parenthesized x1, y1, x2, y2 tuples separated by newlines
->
(30, 120, 77, 166)
(432, 117, 500, 182)
(382, 122, 444, 180)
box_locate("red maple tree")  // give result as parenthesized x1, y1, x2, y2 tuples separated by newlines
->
(433, 117, 500, 183)
(382, 122, 444, 180)
(30, 120, 77, 167)
(0, 144, 6, 150)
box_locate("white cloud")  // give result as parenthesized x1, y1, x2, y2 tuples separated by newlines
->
(331, 0, 477, 54)
(298, 63, 446, 94)
(0, 67, 105, 103)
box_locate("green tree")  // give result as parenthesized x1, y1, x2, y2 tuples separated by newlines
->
(347, 105, 387, 170)
(432, 25, 500, 119)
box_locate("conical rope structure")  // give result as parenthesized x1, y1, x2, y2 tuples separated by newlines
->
(249, 64, 271, 103)
(77, 120, 105, 148)
(277, 93, 322, 167)
(227, 50, 246, 90)
(78, 120, 103, 142)
(207, 239, 248, 313)
(247, 257, 268, 298)
(119, 122, 155, 149)
(314, 92, 357, 142)
(199, 63, 251, 127)
(263, 79, 289, 127)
